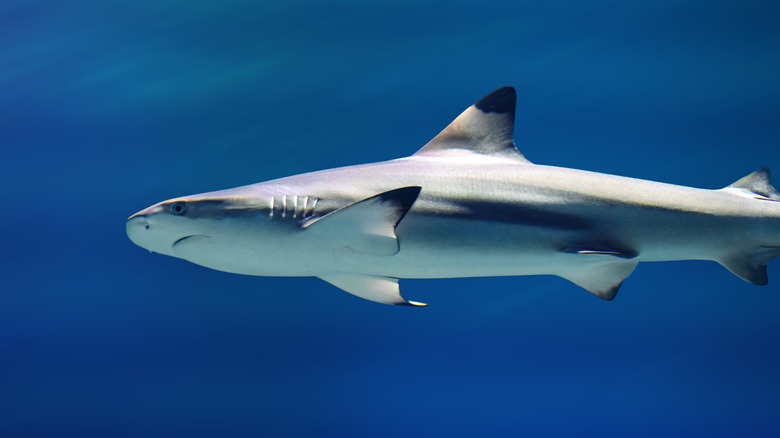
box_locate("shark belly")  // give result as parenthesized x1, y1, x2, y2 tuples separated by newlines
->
(340, 217, 569, 279)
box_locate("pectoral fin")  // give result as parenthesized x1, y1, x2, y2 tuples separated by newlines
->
(319, 273, 427, 307)
(303, 187, 421, 256)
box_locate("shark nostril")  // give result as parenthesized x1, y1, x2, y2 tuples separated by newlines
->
(137, 217, 150, 229)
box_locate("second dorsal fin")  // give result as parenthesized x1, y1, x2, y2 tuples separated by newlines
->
(414, 87, 530, 162)
(725, 167, 780, 201)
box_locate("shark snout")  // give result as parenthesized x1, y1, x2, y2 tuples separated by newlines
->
(126, 214, 153, 251)
(128, 204, 162, 220)
(126, 204, 178, 256)
(126, 205, 157, 248)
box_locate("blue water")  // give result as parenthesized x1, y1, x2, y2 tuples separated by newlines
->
(3, 1, 780, 436)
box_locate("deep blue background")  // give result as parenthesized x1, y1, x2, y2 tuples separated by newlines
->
(2, 1, 780, 436)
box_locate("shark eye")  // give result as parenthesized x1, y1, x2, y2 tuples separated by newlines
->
(170, 202, 186, 215)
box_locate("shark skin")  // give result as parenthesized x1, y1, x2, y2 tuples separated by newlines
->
(127, 87, 780, 306)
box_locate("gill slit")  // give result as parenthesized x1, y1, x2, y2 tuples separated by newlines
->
(270, 194, 318, 221)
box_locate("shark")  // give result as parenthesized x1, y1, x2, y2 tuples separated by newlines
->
(126, 86, 780, 306)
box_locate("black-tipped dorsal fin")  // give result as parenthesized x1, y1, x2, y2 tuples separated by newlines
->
(726, 167, 780, 201)
(414, 87, 530, 162)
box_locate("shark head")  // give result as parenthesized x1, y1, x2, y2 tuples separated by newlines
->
(126, 188, 277, 268)
(128, 197, 218, 258)
(127, 181, 424, 283)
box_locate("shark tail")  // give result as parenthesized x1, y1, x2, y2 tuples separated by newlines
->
(717, 167, 780, 285)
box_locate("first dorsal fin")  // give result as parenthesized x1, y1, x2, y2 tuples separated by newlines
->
(725, 167, 780, 201)
(414, 87, 530, 162)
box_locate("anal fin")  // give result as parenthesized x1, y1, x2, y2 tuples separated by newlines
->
(559, 248, 639, 300)
(718, 246, 780, 286)
(319, 273, 427, 307)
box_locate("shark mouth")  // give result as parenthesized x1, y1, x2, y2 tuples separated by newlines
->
(172, 234, 210, 248)
(172, 234, 212, 259)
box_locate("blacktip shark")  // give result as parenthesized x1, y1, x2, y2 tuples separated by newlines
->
(127, 87, 780, 306)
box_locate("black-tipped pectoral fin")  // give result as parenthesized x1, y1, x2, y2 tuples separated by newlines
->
(559, 249, 639, 300)
(319, 273, 427, 307)
(303, 187, 421, 256)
